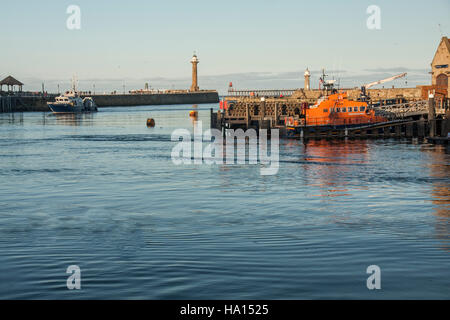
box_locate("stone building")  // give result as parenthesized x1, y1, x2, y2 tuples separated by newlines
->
(431, 36, 450, 95)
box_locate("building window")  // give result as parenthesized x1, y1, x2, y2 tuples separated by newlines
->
(323, 109, 328, 113)
(360, 106, 365, 111)
(342, 107, 346, 112)
(436, 73, 448, 88)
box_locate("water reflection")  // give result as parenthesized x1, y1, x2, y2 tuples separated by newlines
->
(302, 139, 369, 197)
(303, 138, 369, 164)
(0, 112, 25, 125)
(52, 113, 95, 126)
(189, 104, 199, 124)
(0, 108, 449, 299)
(426, 145, 450, 250)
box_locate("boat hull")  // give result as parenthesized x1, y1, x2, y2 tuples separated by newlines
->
(286, 121, 390, 137)
(48, 103, 96, 114)
(48, 103, 82, 114)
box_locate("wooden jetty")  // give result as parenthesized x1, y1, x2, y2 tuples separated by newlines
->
(211, 96, 450, 140)
(0, 95, 51, 112)
(427, 136, 450, 145)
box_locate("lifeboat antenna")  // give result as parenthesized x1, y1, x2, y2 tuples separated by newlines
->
(320, 69, 336, 93)
(319, 69, 327, 91)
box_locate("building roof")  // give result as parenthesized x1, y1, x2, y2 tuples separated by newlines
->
(441, 36, 450, 53)
(432, 37, 450, 66)
(0, 75, 24, 86)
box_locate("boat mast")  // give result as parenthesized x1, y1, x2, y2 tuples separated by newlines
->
(71, 75, 78, 93)
(320, 69, 335, 94)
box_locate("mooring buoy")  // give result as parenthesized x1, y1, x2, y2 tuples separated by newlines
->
(147, 118, 155, 127)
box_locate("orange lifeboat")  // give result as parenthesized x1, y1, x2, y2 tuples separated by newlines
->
(304, 92, 387, 127)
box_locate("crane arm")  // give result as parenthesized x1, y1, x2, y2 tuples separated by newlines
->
(364, 72, 407, 89)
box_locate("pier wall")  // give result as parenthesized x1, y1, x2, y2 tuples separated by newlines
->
(227, 87, 424, 105)
(85, 91, 219, 107)
(285, 87, 423, 102)
(349, 88, 423, 101)
(0, 96, 50, 112)
(1, 91, 219, 112)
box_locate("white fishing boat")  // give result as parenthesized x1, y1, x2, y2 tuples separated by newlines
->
(48, 77, 97, 114)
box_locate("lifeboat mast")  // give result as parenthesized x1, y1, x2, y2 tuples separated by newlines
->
(319, 69, 338, 95)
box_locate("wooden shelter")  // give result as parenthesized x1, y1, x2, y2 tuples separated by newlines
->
(0, 76, 23, 92)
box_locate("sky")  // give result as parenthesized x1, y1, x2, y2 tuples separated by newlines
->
(0, 0, 449, 94)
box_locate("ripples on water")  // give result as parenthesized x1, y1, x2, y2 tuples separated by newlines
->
(0, 105, 449, 299)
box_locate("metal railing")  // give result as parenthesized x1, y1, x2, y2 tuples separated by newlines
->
(373, 100, 449, 118)
(227, 88, 298, 97)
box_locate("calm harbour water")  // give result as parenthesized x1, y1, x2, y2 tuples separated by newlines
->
(0, 104, 449, 299)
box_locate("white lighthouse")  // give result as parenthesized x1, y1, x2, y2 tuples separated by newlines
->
(190, 53, 200, 92)
(304, 68, 311, 90)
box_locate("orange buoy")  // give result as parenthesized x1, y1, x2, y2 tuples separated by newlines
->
(146, 118, 155, 127)
(189, 110, 198, 118)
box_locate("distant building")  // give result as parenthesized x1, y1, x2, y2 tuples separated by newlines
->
(431, 36, 450, 95)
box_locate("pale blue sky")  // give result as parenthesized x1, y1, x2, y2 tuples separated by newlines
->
(0, 0, 449, 93)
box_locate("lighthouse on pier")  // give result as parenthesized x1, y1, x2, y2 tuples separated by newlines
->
(304, 68, 311, 90)
(190, 53, 200, 92)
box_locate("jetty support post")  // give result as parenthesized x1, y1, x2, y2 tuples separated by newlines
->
(216, 109, 221, 129)
(257, 97, 266, 130)
(418, 117, 425, 137)
(261, 97, 266, 120)
(274, 103, 279, 127)
(210, 108, 215, 129)
(443, 110, 450, 138)
(395, 124, 401, 137)
(246, 104, 250, 129)
(406, 123, 413, 138)
(428, 93, 436, 138)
